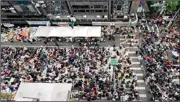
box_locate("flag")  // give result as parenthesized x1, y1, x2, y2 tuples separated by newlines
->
(68, 21, 74, 29)
(69, 17, 76, 29)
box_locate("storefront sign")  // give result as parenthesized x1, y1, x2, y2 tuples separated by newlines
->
(51, 22, 70, 25)
(26, 21, 50, 25)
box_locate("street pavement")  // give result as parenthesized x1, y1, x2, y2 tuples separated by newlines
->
(1, 27, 150, 101)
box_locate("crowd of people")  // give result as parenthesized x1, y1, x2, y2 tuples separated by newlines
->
(1, 44, 141, 101)
(1, 12, 180, 102)
(1, 27, 37, 43)
(137, 16, 180, 101)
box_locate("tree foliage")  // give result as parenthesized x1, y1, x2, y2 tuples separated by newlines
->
(166, 0, 180, 13)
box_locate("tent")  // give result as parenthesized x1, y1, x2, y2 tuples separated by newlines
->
(14, 83, 72, 101)
(87, 26, 101, 37)
(48, 28, 59, 37)
(34, 26, 101, 37)
(55, 27, 73, 37)
(34, 26, 51, 37)
(73, 27, 88, 37)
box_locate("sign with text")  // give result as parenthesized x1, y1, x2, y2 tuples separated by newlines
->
(111, 58, 118, 65)
(26, 21, 50, 25)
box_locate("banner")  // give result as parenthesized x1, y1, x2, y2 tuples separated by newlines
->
(51, 22, 70, 26)
(26, 21, 50, 25)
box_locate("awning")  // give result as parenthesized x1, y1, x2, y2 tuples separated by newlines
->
(3, 23, 14, 27)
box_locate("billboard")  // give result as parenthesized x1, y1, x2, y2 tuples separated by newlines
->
(26, 21, 50, 26)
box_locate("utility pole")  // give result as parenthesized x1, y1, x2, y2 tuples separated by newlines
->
(113, 65, 116, 101)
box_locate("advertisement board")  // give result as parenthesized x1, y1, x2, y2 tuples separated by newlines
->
(26, 21, 50, 26)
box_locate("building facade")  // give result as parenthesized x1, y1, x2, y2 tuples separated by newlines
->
(1, 0, 150, 25)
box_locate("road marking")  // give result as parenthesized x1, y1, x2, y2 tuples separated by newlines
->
(126, 46, 138, 49)
(139, 94, 147, 97)
(130, 67, 141, 70)
(137, 80, 145, 83)
(131, 56, 138, 59)
(135, 87, 146, 90)
(132, 62, 140, 64)
(136, 73, 143, 76)
(129, 51, 136, 54)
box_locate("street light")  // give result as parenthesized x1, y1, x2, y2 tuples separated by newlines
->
(83, 15, 87, 18)
(97, 15, 100, 18)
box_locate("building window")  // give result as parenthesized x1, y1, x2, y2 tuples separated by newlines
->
(95, 10, 103, 12)
(72, 5, 89, 9)
(117, 5, 121, 10)
(94, 5, 103, 8)
(78, 10, 85, 12)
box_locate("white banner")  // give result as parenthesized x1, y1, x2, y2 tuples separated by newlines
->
(26, 21, 50, 25)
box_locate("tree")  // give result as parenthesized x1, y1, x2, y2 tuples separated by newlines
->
(166, 0, 180, 13)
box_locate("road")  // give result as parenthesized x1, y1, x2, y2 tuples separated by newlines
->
(130, 0, 140, 14)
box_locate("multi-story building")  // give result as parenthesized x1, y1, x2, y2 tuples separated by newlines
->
(1, 0, 150, 25)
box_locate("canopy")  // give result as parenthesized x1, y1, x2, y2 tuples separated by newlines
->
(74, 27, 88, 37)
(34, 26, 101, 37)
(87, 27, 102, 37)
(48, 28, 59, 37)
(14, 83, 72, 101)
(34, 26, 51, 37)
(3, 23, 14, 27)
(56, 27, 74, 37)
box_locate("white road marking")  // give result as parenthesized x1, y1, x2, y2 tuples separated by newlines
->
(130, 67, 141, 70)
(139, 94, 147, 97)
(136, 73, 143, 76)
(129, 51, 136, 54)
(137, 80, 145, 83)
(132, 62, 140, 64)
(126, 46, 138, 49)
(135, 87, 146, 90)
(131, 56, 138, 59)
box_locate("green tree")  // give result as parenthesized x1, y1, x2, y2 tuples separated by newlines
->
(166, 0, 180, 13)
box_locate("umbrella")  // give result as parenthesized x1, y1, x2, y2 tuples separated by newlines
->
(172, 51, 179, 57)
(21, 29, 29, 38)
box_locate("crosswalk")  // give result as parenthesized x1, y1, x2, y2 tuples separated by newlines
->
(135, 20, 160, 34)
(120, 35, 147, 101)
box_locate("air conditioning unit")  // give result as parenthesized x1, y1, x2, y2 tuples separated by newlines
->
(38, 1, 44, 4)
(2, 8, 6, 11)
(83, 15, 87, 18)
(27, 5, 36, 12)
(97, 15, 100, 18)
(56, 16, 61, 19)
(35, 3, 40, 7)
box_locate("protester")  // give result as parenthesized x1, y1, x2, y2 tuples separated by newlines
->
(137, 17, 180, 101)
(1, 45, 140, 101)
